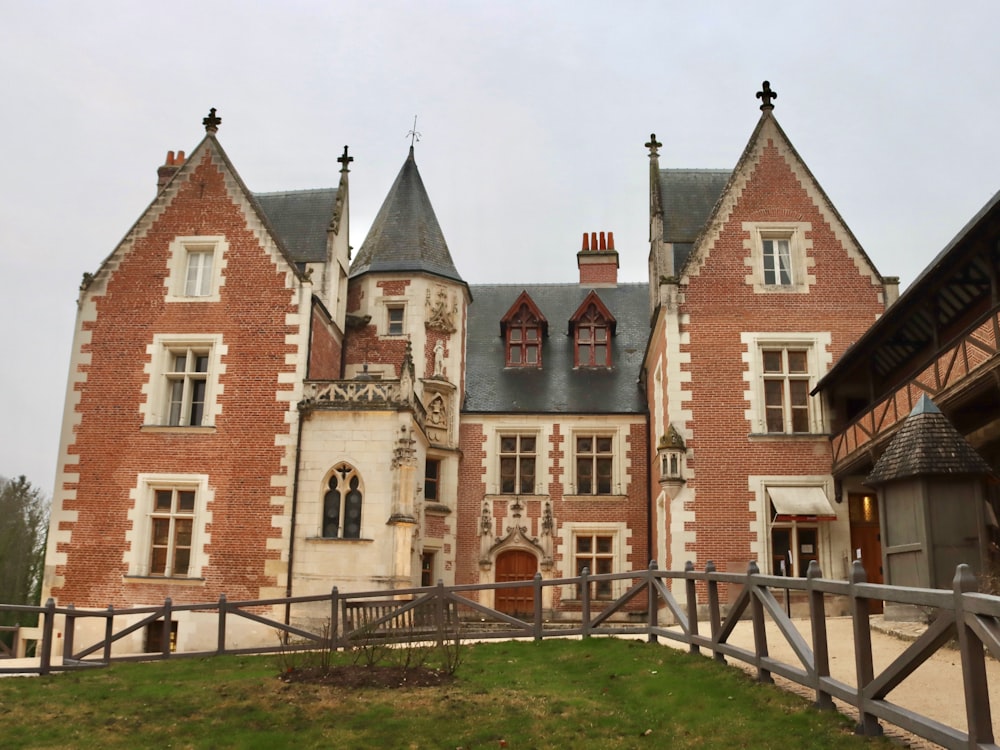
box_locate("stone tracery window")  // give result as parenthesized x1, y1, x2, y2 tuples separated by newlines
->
(323, 463, 363, 539)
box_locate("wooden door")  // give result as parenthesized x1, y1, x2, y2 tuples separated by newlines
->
(849, 493, 883, 614)
(495, 550, 537, 616)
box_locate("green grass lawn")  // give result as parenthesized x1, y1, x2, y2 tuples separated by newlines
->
(0, 638, 895, 749)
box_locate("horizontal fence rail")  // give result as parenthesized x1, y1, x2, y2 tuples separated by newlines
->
(2, 562, 998, 750)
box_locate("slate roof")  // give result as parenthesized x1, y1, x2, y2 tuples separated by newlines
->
(866, 395, 994, 485)
(657, 169, 730, 272)
(350, 148, 464, 284)
(464, 283, 648, 413)
(254, 188, 338, 265)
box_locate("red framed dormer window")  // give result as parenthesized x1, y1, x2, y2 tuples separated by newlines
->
(500, 291, 547, 367)
(570, 291, 616, 368)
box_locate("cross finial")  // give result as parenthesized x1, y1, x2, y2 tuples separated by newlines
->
(645, 133, 662, 158)
(337, 145, 353, 173)
(756, 81, 777, 111)
(407, 115, 421, 148)
(203, 107, 221, 133)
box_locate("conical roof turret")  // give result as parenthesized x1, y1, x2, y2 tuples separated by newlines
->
(350, 147, 464, 283)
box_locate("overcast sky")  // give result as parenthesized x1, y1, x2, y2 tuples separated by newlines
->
(2, 1, 999, 497)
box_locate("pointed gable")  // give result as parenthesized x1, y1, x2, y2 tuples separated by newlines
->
(500, 291, 547, 367)
(675, 103, 882, 291)
(350, 147, 464, 284)
(569, 290, 616, 336)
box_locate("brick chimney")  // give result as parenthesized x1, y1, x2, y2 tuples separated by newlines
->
(157, 150, 185, 192)
(577, 231, 619, 287)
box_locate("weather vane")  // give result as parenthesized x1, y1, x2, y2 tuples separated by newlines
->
(407, 115, 421, 147)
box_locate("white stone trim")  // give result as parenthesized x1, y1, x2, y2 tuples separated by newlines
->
(163, 235, 229, 302)
(741, 331, 832, 434)
(558, 521, 631, 600)
(742, 221, 814, 293)
(140, 333, 227, 427)
(124, 473, 213, 578)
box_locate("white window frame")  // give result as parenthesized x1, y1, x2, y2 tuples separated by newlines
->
(561, 522, 629, 601)
(142, 334, 225, 428)
(498, 433, 538, 495)
(570, 428, 624, 496)
(165, 236, 227, 302)
(386, 303, 406, 336)
(744, 222, 813, 294)
(742, 333, 830, 435)
(125, 474, 212, 579)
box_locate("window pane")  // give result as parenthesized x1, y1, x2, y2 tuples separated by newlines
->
(152, 518, 170, 546)
(150, 548, 168, 575)
(577, 436, 592, 453)
(508, 346, 521, 364)
(764, 379, 783, 407)
(577, 536, 592, 554)
(510, 329, 522, 342)
(175, 519, 193, 547)
(500, 437, 517, 453)
(526, 328, 538, 341)
(194, 355, 209, 373)
(155, 490, 173, 511)
(173, 548, 191, 576)
(525, 345, 537, 364)
(519, 458, 535, 493)
(596, 536, 612, 554)
(596, 437, 612, 453)
(520, 437, 535, 453)
(787, 351, 807, 373)
(578, 329, 591, 342)
(762, 351, 782, 373)
(178, 491, 195, 512)
(500, 457, 516, 494)
(594, 345, 607, 365)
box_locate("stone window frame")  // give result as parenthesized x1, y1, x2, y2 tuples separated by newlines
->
(569, 427, 625, 497)
(141, 334, 225, 429)
(165, 235, 228, 303)
(125, 473, 212, 580)
(560, 521, 628, 601)
(743, 222, 814, 294)
(742, 332, 830, 436)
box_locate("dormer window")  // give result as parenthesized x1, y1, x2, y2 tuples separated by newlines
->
(570, 292, 616, 368)
(500, 292, 547, 368)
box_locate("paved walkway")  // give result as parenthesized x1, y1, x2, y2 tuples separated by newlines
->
(718, 615, 999, 749)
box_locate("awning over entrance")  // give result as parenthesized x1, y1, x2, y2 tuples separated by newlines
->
(767, 486, 837, 521)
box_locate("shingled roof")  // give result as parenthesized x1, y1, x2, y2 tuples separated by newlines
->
(464, 283, 647, 413)
(350, 147, 464, 284)
(254, 189, 338, 265)
(657, 169, 730, 273)
(866, 395, 994, 485)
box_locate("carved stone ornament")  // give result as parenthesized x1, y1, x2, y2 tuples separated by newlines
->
(425, 286, 457, 333)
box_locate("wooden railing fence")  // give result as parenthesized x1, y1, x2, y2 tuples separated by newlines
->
(2, 562, 998, 750)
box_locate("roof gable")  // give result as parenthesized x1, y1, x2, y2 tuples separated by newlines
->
(677, 112, 882, 287)
(569, 290, 617, 336)
(500, 290, 548, 337)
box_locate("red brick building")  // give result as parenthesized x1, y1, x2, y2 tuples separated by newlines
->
(42, 85, 902, 650)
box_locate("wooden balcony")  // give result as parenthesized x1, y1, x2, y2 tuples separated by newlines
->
(831, 307, 1000, 475)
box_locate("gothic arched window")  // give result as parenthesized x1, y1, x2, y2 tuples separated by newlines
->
(323, 463, 363, 539)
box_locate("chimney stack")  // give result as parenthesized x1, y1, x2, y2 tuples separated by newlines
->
(577, 230, 619, 287)
(157, 150, 185, 193)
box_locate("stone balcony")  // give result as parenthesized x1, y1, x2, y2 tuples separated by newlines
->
(299, 378, 427, 429)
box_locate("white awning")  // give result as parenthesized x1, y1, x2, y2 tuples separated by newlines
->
(767, 486, 837, 521)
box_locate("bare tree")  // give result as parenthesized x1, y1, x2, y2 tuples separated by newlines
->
(0, 475, 49, 627)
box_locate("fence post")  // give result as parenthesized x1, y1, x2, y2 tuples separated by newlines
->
(685, 561, 699, 654)
(435, 580, 447, 649)
(330, 587, 339, 650)
(849, 561, 881, 737)
(161, 598, 173, 658)
(806, 561, 833, 710)
(533, 573, 543, 640)
(63, 604, 75, 662)
(580, 567, 591, 638)
(705, 561, 724, 663)
(103, 605, 114, 663)
(953, 564, 994, 745)
(39, 598, 55, 676)
(748, 562, 773, 684)
(647, 560, 658, 644)
(217, 594, 227, 656)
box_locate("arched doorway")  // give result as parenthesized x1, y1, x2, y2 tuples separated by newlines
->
(495, 549, 537, 616)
